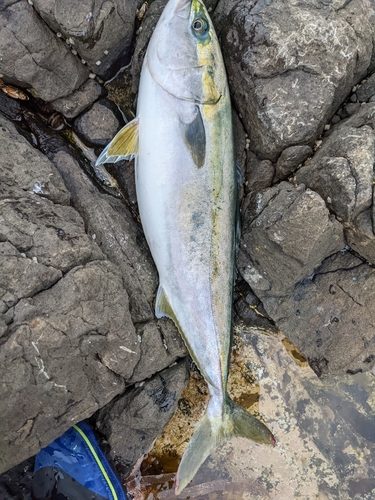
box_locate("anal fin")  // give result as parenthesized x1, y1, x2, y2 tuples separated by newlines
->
(96, 117, 139, 166)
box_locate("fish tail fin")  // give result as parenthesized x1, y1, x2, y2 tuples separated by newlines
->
(174, 396, 275, 495)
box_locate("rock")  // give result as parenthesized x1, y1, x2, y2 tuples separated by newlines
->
(0, 457, 34, 500)
(345, 102, 361, 116)
(262, 252, 375, 377)
(0, 260, 134, 473)
(32, 0, 139, 78)
(0, 2, 88, 101)
(346, 210, 375, 266)
(95, 360, 189, 478)
(245, 151, 274, 193)
(0, 114, 70, 206)
(222, 0, 374, 160)
(74, 100, 122, 146)
(357, 72, 375, 102)
(238, 182, 344, 296)
(295, 116, 375, 223)
(52, 79, 105, 119)
(275, 145, 312, 182)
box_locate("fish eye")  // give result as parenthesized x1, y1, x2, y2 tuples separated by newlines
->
(192, 17, 208, 35)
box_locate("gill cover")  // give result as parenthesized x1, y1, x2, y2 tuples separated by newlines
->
(146, 0, 224, 104)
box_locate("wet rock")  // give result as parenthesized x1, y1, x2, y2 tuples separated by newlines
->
(245, 151, 274, 193)
(238, 182, 344, 296)
(32, 0, 139, 78)
(52, 79, 105, 119)
(275, 145, 312, 182)
(0, 457, 34, 500)
(222, 0, 374, 160)
(75, 100, 122, 146)
(295, 108, 375, 223)
(0, 2, 88, 101)
(262, 252, 375, 377)
(95, 360, 189, 477)
(346, 210, 375, 265)
(357, 73, 375, 102)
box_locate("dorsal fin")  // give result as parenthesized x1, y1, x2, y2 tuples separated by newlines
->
(95, 117, 139, 166)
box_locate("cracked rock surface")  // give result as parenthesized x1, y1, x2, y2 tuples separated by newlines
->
(221, 0, 375, 161)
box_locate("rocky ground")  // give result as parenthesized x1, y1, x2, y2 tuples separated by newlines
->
(1, 0, 375, 498)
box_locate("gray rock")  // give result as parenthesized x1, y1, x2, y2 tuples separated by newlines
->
(357, 72, 375, 102)
(222, 0, 374, 160)
(96, 360, 189, 477)
(75, 100, 121, 146)
(295, 111, 375, 223)
(0, 260, 134, 473)
(0, 114, 70, 206)
(275, 145, 312, 182)
(245, 151, 274, 193)
(0, 197, 103, 273)
(239, 182, 345, 296)
(0, 2, 88, 101)
(52, 79, 105, 119)
(263, 252, 375, 377)
(346, 210, 375, 265)
(32, 0, 139, 78)
(345, 102, 361, 116)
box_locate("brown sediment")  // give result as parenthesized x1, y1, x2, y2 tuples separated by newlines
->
(282, 337, 308, 367)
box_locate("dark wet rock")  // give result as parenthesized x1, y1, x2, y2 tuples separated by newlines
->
(233, 279, 276, 333)
(75, 99, 122, 146)
(222, 0, 374, 161)
(357, 73, 375, 102)
(95, 360, 189, 477)
(32, 0, 139, 78)
(0, 2, 88, 101)
(0, 457, 34, 500)
(238, 182, 344, 296)
(245, 151, 274, 194)
(295, 107, 375, 223)
(52, 79, 105, 119)
(261, 252, 375, 377)
(274, 145, 312, 182)
(346, 210, 375, 265)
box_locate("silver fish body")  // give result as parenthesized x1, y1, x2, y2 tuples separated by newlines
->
(96, 0, 274, 493)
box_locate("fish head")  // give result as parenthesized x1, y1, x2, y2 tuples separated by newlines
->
(145, 0, 226, 105)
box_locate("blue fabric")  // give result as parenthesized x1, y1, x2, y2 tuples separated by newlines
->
(34, 421, 127, 500)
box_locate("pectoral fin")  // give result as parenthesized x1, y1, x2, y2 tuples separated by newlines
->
(96, 117, 139, 166)
(179, 107, 206, 168)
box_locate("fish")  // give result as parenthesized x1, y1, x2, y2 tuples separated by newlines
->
(96, 0, 275, 493)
